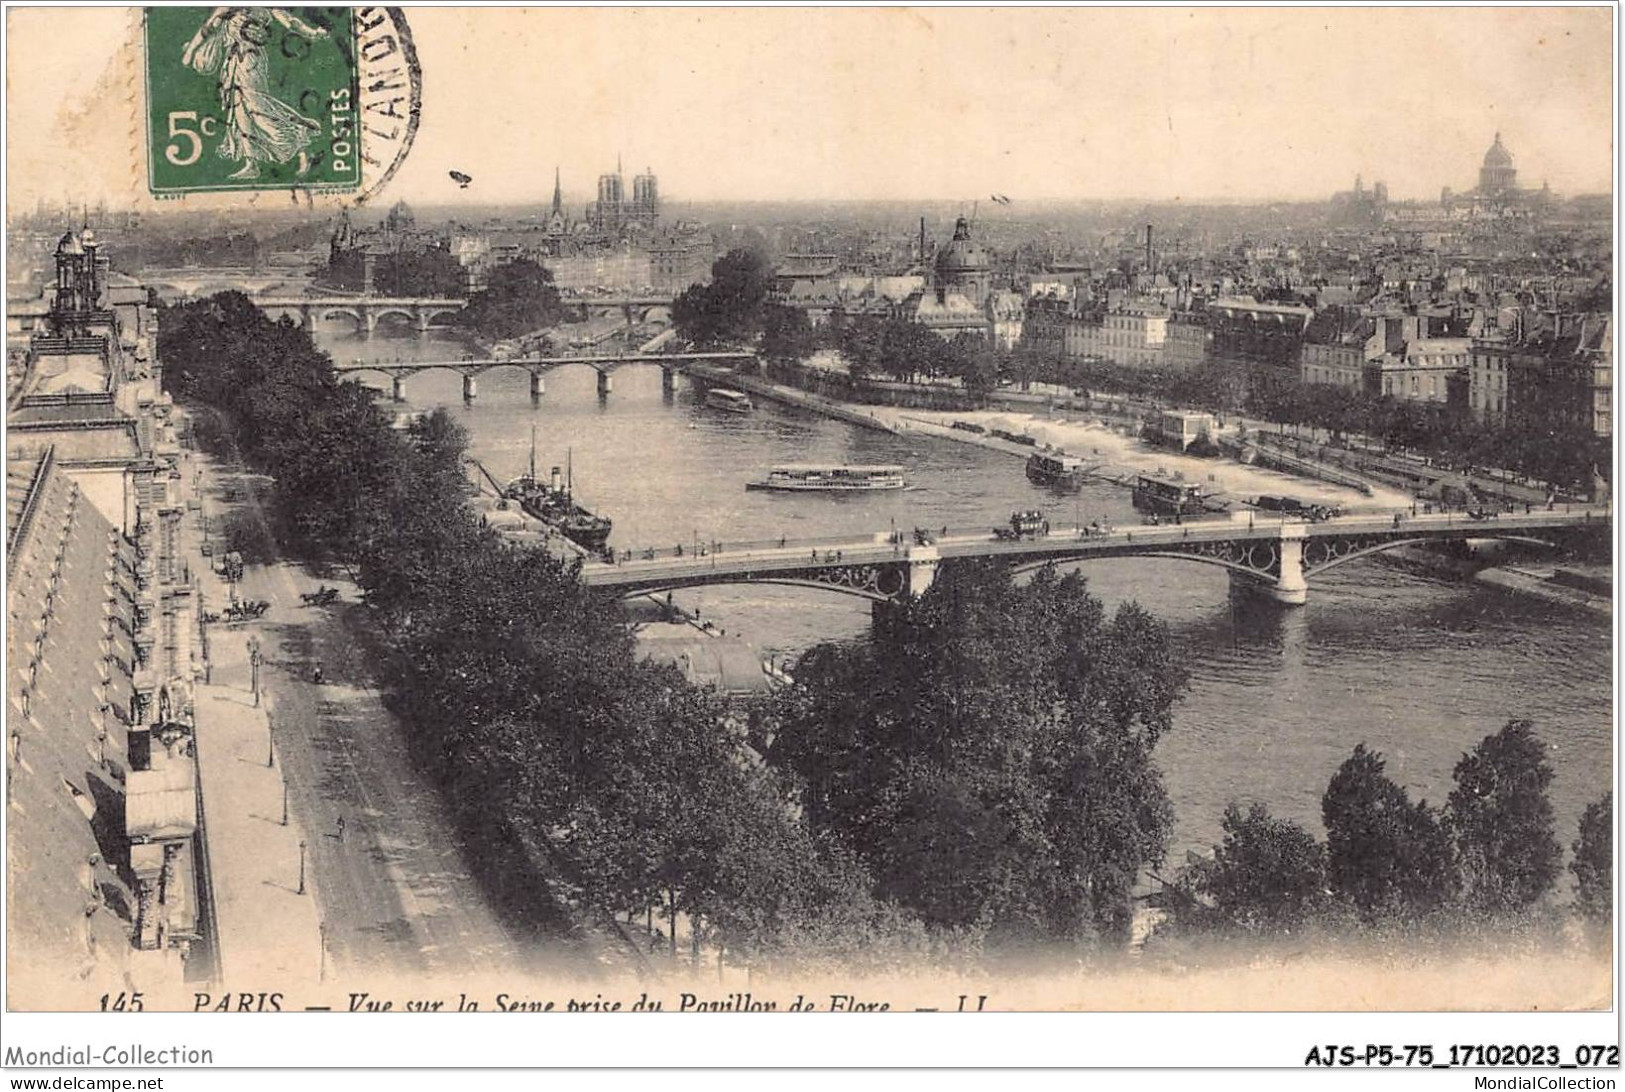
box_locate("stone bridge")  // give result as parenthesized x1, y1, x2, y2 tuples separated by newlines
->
(579, 506, 1609, 607)
(257, 296, 467, 338)
(332, 351, 756, 400)
(558, 294, 676, 326)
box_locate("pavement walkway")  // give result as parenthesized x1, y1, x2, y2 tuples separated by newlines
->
(184, 457, 326, 989)
(188, 449, 542, 987)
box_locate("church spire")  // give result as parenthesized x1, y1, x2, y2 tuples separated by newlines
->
(551, 166, 563, 214)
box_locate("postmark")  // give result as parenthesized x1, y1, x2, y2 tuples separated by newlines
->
(143, 6, 419, 202)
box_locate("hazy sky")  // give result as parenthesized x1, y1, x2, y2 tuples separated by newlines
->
(5, 6, 1614, 213)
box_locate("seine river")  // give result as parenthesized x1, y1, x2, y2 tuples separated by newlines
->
(324, 330, 1613, 864)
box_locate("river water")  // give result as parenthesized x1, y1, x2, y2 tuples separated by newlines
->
(324, 330, 1613, 865)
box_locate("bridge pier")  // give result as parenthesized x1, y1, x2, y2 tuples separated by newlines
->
(1271, 525, 1308, 605)
(363, 311, 378, 340)
(661, 367, 675, 395)
(530, 372, 545, 400)
(597, 371, 613, 398)
(906, 545, 940, 597)
(462, 374, 478, 402)
(391, 374, 408, 402)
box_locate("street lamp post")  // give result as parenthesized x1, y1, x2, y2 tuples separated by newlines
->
(248, 636, 262, 708)
(298, 840, 307, 895)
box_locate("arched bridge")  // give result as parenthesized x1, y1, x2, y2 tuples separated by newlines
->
(557, 294, 677, 326)
(578, 506, 1610, 607)
(332, 351, 756, 400)
(258, 296, 467, 338)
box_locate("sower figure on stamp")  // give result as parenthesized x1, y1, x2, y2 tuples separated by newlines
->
(181, 8, 328, 180)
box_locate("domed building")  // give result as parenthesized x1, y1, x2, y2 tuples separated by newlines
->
(933, 215, 992, 307)
(1478, 132, 1518, 196)
(1428, 132, 1551, 221)
(896, 215, 1010, 345)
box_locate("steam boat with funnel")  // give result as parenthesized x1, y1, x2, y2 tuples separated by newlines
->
(504, 432, 613, 552)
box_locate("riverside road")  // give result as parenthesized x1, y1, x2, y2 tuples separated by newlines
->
(197, 458, 549, 982)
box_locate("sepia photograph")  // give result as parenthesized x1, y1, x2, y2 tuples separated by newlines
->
(1, 2, 1617, 1076)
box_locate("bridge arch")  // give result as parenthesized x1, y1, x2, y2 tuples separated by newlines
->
(316, 307, 364, 335)
(527, 358, 617, 379)
(599, 357, 686, 376)
(1008, 547, 1280, 586)
(612, 565, 911, 605)
(1303, 532, 1564, 579)
(370, 308, 421, 338)
(332, 364, 414, 383)
(464, 361, 544, 381)
(423, 307, 463, 328)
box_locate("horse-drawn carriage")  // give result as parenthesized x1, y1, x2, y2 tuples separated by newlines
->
(993, 510, 1049, 541)
(203, 599, 270, 625)
(301, 586, 340, 607)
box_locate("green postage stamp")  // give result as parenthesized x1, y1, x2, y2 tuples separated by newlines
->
(144, 7, 362, 194)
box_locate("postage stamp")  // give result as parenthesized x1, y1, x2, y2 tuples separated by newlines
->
(143, 7, 366, 196)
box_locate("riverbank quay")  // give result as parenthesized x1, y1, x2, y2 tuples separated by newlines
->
(1476, 564, 1613, 619)
(687, 363, 900, 433)
(692, 362, 1393, 506)
(187, 452, 326, 987)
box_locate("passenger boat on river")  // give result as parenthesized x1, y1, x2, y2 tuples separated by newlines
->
(746, 465, 907, 492)
(1025, 452, 1088, 487)
(705, 388, 754, 414)
(1132, 475, 1227, 517)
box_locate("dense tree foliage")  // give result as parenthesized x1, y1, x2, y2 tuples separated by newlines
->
(1162, 719, 1587, 948)
(1196, 803, 1328, 933)
(1446, 719, 1561, 915)
(455, 258, 566, 340)
(158, 292, 401, 560)
(159, 291, 911, 968)
(672, 249, 773, 347)
(1571, 793, 1612, 924)
(321, 245, 466, 298)
(766, 562, 1186, 947)
(759, 302, 816, 362)
(1322, 745, 1457, 921)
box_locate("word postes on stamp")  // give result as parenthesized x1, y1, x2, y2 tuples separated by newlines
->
(144, 7, 378, 196)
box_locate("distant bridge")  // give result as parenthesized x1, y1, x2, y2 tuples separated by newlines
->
(256, 296, 467, 338)
(332, 351, 756, 400)
(140, 267, 316, 301)
(579, 506, 1609, 607)
(557, 294, 677, 325)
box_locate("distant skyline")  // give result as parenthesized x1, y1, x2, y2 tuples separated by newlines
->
(5, 7, 1614, 214)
